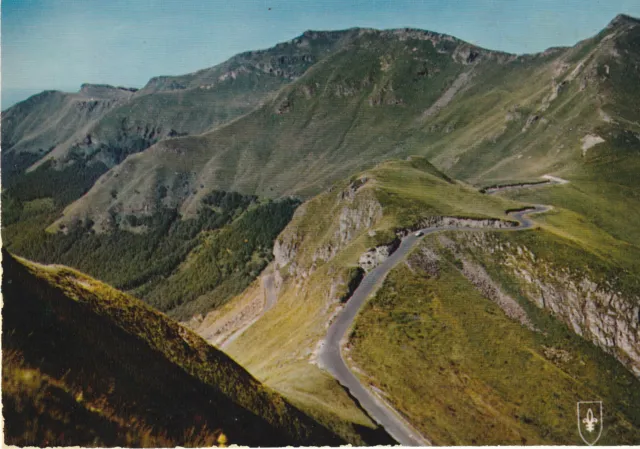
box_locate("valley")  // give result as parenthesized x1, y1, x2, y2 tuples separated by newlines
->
(2, 11, 640, 447)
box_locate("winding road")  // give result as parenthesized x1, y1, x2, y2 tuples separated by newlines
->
(317, 183, 564, 445)
(220, 273, 278, 349)
(214, 174, 567, 445)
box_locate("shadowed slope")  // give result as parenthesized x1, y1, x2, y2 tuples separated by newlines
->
(1, 250, 342, 447)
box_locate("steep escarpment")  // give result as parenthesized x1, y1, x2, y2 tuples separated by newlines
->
(271, 158, 521, 281)
(446, 230, 640, 377)
(273, 177, 383, 280)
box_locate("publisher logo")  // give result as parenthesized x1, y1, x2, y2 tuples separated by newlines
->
(577, 401, 603, 445)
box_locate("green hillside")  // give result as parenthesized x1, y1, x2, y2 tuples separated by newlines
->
(222, 158, 527, 441)
(49, 16, 640, 231)
(1, 29, 364, 187)
(349, 233, 640, 444)
(5, 17, 639, 333)
(1, 86, 133, 181)
(223, 156, 640, 444)
(1, 250, 342, 447)
(3, 15, 640, 446)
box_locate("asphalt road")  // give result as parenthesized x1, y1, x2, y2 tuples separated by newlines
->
(317, 204, 552, 446)
(263, 273, 277, 310)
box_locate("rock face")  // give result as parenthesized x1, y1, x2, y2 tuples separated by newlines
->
(358, 239, 400, 271)
(459, 257, 536, 330)
(273, 230, 302, 276)
(522, 271, 640, 376)
(581, 134, 606, 156)
(274, 178, 383, 279)
(398, 216, 517, 237)
(336, 197, 383, 246)
(455, 232, 640, 378)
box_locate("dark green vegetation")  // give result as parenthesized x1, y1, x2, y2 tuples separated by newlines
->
(2, 251, 342, 447)
(2, 191, 298, 320)
(2, 159, 108, 226)
(349, 234, 640, 445)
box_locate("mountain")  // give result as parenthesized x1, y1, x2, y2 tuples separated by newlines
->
(1, 29, 362, 183)
(3, 13, 640, 446)
(1, 250, 343, 447)
(6, 17, 640, 326)
(218, 158, 640, 445)
(40, 15, 640, 232)
(0, 85, 134, 180)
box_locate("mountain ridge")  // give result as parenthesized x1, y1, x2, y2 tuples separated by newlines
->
(43, 13, 639, 231)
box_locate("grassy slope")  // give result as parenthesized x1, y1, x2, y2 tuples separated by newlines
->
(51, 28, 519, 226)
(224, 158, 524, 442)
(226, 154, 640, 444)
(1, 250, 342, 447)
(1, 87, 131, 159)
(51, 17, 640, 231)
(473, 18, 640, 270)
(348, 234, 640, 445)
(1, 28, 362, 179)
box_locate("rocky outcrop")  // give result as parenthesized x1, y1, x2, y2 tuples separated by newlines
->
(459, 258, 536, 330)
(337, 198, 383, 245)
(581, 134, 606, 156)
(358, 239, 400, 272)
(273, 232, 302, 276)
(328, 267, 365, 303)
(421, 71, 474, 119)
(397, 216, 517, 237)
(521, 271, 640, 376)
(454, 232, 640, 378)
(273, 178, 383, 280)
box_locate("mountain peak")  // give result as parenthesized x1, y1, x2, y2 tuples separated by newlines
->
(607, 13, 640, 29)
(79, 83, 138, 93)
(78, 83, 138, 100)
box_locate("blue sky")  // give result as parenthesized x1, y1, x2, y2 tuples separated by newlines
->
(2, 0, 640, 107)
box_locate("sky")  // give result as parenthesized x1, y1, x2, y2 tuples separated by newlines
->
(2, 0, 640, 107)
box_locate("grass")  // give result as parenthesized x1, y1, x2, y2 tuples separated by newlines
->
(2, 250, 342, 447)
(226, 152, 640, 444)
(224, 158, 525, 442)
(48, 24, 576, 229)
(348, 234, 640, 445)
(4, 16, 640, 446)
(502, 178, 640, 256)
